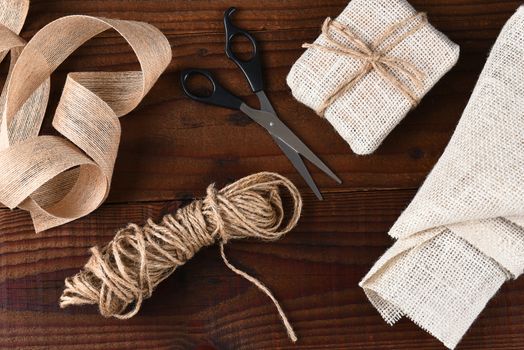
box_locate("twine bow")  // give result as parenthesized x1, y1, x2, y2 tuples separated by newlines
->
(60, 172, 303, 343)
(303, 13, 428, 117)
(0, 0, 172, 232)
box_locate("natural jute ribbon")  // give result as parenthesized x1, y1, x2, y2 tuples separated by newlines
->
(60, 172, 303, 343)
(0, 0, 172, 232)
(303, 13, 427, 117)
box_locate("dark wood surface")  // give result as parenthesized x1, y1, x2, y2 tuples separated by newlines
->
(1, 1, 523, 349)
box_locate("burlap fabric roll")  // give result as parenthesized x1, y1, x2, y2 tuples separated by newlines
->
(287, 0, 459, 155)
(360, 6, 524, 349)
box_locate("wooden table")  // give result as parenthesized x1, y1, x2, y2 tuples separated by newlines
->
(2, 1, 523, 349)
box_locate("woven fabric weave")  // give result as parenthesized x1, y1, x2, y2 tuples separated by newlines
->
(287, 0, 459, 155)
(360, 6, 524, 349)
(0, 0, 172, 232)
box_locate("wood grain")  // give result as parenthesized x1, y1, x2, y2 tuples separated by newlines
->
(21, 0, 518, 202)
(1, 190, 524, 349)
(1, 0, 523, 349)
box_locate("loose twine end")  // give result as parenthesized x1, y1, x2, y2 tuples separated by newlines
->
(59, 172, 302, 342)
(219, 242, 298, 343)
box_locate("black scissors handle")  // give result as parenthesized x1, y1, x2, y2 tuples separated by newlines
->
(180, 69, 243, 110)
(224, 7, 264, 93)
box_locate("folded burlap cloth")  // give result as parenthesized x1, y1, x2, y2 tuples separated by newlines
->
(0, 0, 171, 232)
(287, 0, 459, 155)
(360, 7, 524, 349)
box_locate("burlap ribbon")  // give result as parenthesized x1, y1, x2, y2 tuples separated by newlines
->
(0, 0, 172, 232)
(303, 13, 427, 117)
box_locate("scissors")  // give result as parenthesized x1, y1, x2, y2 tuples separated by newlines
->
(180, 7, 341, 200)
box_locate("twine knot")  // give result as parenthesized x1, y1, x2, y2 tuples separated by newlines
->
(368, 52, 383, 64)
(204, 183, 228, 241)
(303, 13, 428, 117)
(60, 172, 302, 343)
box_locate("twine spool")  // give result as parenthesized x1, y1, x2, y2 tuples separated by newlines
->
(60, 172, 303, 342)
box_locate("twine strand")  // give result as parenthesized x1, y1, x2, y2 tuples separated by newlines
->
(303, 13, 428, 117)
(60, 172, 302, 342)
(219, 243, 298, 342)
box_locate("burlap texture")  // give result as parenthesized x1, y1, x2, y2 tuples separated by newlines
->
(360, 6, 524, 349)
(287, 0, 459, 155)
(0, 0, 172, 232)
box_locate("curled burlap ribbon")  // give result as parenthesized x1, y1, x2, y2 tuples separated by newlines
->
(0, 0, 172, 232)
(303, 13, 427, 117)
(60, 172, 303, 342)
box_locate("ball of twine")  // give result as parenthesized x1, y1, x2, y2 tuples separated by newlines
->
(60, 172, 302, 342)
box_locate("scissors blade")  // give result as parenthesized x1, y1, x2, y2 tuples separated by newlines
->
(272, 135, 323, 200)
(255, 91, 279, 118)
(240, 102, 342, 184)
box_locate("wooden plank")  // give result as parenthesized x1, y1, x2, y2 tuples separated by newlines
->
(2, 1, 523, 349)
(24, 0, 521, 39)
(0, 190, 522, 349)
(14, 0, 520, 203)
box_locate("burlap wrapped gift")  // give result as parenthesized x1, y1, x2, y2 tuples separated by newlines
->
(287, 0, 460, 155)
(360, 6, 524, 349)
